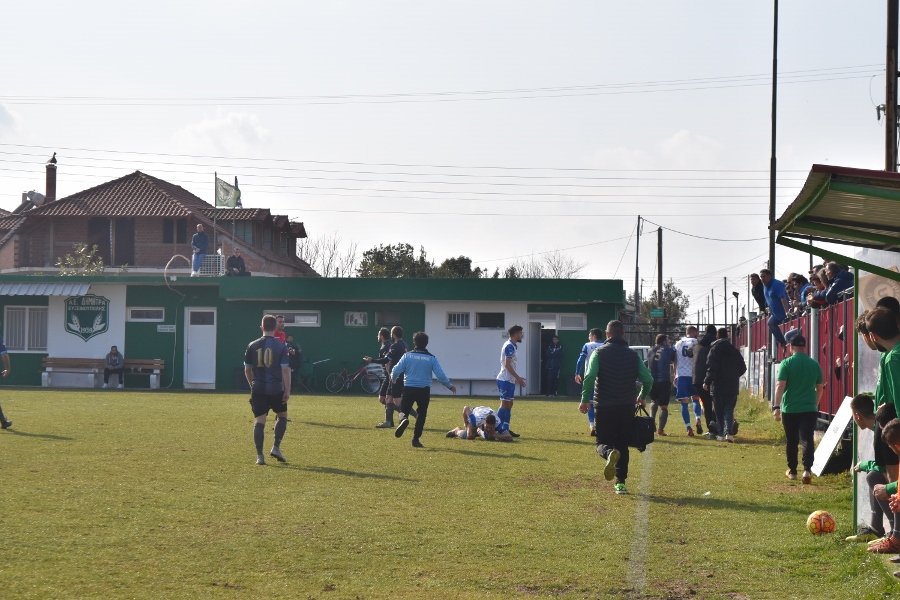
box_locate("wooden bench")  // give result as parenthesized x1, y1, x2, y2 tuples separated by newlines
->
(41, 357, 165, 389)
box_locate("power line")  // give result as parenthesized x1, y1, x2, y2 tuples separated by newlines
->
(642, 218, 768, 242)
(612, 222, 639, 279)
(476, 231, 655, 264)
(277, 208, 768, 218)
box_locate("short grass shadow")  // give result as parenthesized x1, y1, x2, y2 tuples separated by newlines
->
(299, 420, 372, 431)
(5, 430, 74, 441)
(645, 493, 807, 515)
(277, 464, 418, 482)
(427, 446, 547, 461)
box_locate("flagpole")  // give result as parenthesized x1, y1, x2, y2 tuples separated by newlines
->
(213, 171, 218, 269)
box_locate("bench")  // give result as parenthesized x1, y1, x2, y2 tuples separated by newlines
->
(41, 358, 165, 389)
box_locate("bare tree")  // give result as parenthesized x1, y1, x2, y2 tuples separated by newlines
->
(504, 251, 585, 279)
(297, 233, 358, 277)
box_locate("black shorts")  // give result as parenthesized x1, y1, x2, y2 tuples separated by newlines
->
(390, 377, 405, 398)
(249, 392, 287, 417)
(650, 381, 672, 406)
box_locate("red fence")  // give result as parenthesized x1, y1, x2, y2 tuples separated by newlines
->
(734, 297, 855, 415)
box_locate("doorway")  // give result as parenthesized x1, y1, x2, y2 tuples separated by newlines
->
(114, 218, 135, 266)
(526, 322, 542, 395)
(184, 307, 217, 389)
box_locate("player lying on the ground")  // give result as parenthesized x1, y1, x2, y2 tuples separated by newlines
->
(446, 405, 513, 441)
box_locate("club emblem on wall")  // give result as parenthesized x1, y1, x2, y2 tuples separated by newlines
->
(64, 294, 110, 341)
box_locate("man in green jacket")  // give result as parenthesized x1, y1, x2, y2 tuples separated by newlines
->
(579, 320, 653, 495)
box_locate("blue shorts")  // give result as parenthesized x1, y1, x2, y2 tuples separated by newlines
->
(497, 380, 516, 401)
(675, 376, 694, 400)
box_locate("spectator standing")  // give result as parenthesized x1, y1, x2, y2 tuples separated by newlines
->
(750, 273, 767, 315)
(102, 345, 125, 389)
(579, 320, 653, 495)
(285, 335, 302, 392)
(543, 336, 563, 396)
(759, 269, 791, 347)
(0, 339, 12, 429)
(772, 334, 823, 483)
(190, 223, 208, 277)
(703, 328, 746, 442)
(693, 325, 718, 438)
(226, 247, 251, 276)
(273, 314, 287, 343)
(647, 333, 676, 436)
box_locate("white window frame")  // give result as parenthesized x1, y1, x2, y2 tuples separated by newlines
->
(127, 307, 166, 323)
(265, 310, 321, 328)
(557, 313, 588, 331)
(475, 312, 506, 330)
(4, 305, 48, 352)
(446, 312, 470, 329)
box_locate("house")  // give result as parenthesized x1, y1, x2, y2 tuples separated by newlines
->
(0, 157, 316, 277)
(0, 274, 624, 394)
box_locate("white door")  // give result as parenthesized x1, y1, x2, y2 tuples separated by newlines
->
(184, 308, 217, 389)
(527, 322, 542, 395)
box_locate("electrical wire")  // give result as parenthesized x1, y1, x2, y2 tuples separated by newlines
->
(642, 218, 768, 242)
(612, 221, 639, 279)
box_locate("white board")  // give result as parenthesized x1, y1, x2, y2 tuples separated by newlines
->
(812, 396, 854, 477)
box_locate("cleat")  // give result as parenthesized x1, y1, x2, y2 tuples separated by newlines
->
(716, 436, 726, 442)
(395, 418, 409, 438)
(256, 455, 266, 465)
(375, 421, 394, 429)
(602, 448, 620, 481)
(1, 420, 11, 430)
(411, 438, 424, 448)
(725, 435, 735, 443)
(269, 447, 286, 463)
(868, 536, 900, 554)
(785, 469, 797, 481)
(509, 430, 520, 438)
(590, 427, 597, 437)
(801, 470, 812, 484)
(846, 529, 881, 543)
(704, 432, 715, 440)
(686, 427, 695, 437)
(695, 419, 703, 435)
(614, 483, 628, 495)
(656, 429, 667, 436)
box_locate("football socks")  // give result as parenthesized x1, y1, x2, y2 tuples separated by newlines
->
(273, 416, 287, 447)
(496, 406, 512, 431)
(253, 422, 265, 454)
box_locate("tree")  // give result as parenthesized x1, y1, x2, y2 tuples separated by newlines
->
(627, 279, 691, 325)
(56, 243, 105, 276)
(297, 233, 358, 277)
(503, 251, 586, 279)
(356, 243, 434, 278)
(433, 256, 485, 278)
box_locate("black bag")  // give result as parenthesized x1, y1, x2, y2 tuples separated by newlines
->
(630, 405, 655, 452)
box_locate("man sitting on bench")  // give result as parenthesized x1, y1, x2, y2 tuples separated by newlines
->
(103, 345, 125, 389)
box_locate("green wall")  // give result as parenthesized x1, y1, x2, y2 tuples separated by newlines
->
(0, 295, 48, 386)
(528, 302, 619, 384)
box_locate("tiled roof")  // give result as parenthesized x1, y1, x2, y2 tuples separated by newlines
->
(0, 208, 10, 217)
(201, 208, 269, 221)
(28, 171, 211, 217)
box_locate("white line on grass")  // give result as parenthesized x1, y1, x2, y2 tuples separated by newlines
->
(626, 444, 652, 595)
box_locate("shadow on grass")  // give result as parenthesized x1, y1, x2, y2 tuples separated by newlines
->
(645, 493, 806, 515)
(427, 446, 547, 461)
(299, 420, 372, 431)
(5, 430, 74, 441)
(277, 464, 418, 482)
(519, 435, 593, 447)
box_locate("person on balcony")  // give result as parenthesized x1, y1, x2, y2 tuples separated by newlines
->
(190, 223, 208, 277)
(226, 247, 251, 277)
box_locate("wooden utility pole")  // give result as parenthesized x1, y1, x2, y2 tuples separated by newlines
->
(711, 288, 716, 326)
(888, 0, 899, 171)
(724, 277, 729, 331)
(634, 216, 642, 317)
(657, 227, 663, 314)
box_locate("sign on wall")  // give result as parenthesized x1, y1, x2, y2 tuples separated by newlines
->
(64, 294, 110, 342)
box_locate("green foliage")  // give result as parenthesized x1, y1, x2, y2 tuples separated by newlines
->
(0, 389, 894, 599)
(55, 242, 105, 276)
(432, 255, 484, 278)
(628, 279, 690, 324)
(356, 243, 434, 278)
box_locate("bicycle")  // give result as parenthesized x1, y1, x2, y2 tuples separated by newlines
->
(325, 362, 385, 394)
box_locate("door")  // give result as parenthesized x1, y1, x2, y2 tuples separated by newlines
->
(526, 322, 542, 395)
(184, 308, 217, 389)
(87, 217, 111, 265)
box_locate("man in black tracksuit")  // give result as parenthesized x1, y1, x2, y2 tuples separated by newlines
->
(703, 328, 747, 442)
(693, 325, 718, 438)
(579, 320, 653, 495)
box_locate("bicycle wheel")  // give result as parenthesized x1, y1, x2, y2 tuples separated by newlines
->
(325, 372, 345, 394)
(359, 373, 383, 394)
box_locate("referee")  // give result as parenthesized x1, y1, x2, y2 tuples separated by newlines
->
(244, 314, 292, 465)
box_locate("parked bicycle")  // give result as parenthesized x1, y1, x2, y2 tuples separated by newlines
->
(325, 361, 385, 394)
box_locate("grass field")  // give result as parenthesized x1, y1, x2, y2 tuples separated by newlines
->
(0, 388, 897, 599)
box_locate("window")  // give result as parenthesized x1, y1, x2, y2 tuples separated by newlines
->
(262, 228, 274, 251)
(265, 310, 320, 327)
(189, 311, 215, 326)
(475, 312, 505, 329)
(446, 312, 470, 329)
(279, 233, 294, 256)
(558, 313, 587, 330)
(4, 306, 48, 351)
(375, 311, 402, 327)
(127, 307, 165, 322)
(344, 311, 368, 327)
(162, 218, 187, 244)
(234, 222, 254, 245)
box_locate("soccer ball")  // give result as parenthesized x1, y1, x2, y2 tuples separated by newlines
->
(806, 510, 836, 535)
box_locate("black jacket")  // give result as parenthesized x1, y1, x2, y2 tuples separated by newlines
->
(592, 338, 642, 407)
(704, 339, 746, 397)
(693, 331, 715, 383)
(751, 282, 767, 313)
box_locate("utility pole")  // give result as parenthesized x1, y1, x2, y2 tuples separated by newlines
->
(888, 0, 899, 171)
(724, 277, 729, 331)
(711, 288, 716, 326)
(657, 227, 663, 314)
(707, 295, 711, 326)
(768, 0, 779, 271)
(634, 216, 642, 317)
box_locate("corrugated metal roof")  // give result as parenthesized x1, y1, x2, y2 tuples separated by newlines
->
(0, 282, 91, 296)
(775, 164, 900, 252)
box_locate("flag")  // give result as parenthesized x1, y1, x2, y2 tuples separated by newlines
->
(215, 176, 241, 208)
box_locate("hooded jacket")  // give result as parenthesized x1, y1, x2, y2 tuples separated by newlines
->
(693, 330, 716, 383)
(704, 338, 747, 397)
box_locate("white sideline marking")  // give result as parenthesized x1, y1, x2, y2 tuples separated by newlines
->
(626, 444, 652, 594)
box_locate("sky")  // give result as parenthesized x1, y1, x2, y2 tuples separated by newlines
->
(0, 1, 892, 319)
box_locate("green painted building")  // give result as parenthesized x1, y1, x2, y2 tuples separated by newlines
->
(0, 275, 624, 395)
